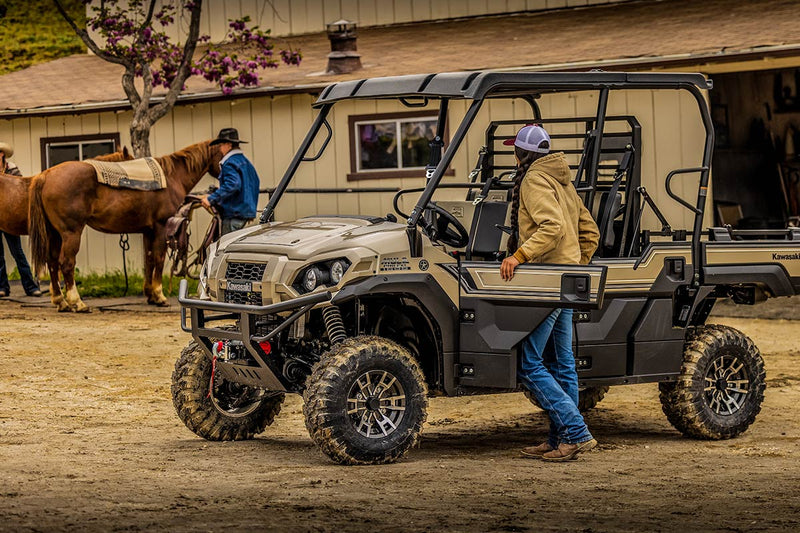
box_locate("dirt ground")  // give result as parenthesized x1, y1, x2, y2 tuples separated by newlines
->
(1, 301, 799, 532)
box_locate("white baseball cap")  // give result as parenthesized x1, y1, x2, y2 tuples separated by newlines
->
(503, 125, 551, 154)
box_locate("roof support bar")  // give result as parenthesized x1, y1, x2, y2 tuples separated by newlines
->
(585, 87, 609, 208)
(686, 84, 715, 287)
(408, 99, 484, 229)
(425, 98, 449, 179)
(260, 104, 332, 223)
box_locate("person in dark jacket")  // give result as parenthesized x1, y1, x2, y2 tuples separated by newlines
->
(0, 142, 42, 297)
(201, 128, 261, 235)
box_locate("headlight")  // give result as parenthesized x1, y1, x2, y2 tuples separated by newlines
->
(294, 258, 351, 293)
(330, 260, 347, 283)
(303, 266, 324, 292)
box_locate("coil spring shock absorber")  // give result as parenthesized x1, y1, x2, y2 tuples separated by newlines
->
(322, 305, 347, 345)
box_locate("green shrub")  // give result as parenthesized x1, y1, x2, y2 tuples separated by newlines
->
(35, 269, 198, 299)
(0, 0, 86, 75)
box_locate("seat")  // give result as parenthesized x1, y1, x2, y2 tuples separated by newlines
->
(466, 200, 510, 260)
(595, 191, 622, 255)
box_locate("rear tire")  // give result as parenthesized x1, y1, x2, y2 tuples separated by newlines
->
(303, 336, 428, 465)
(171, 340, 285, 441)
(659, 325, 765, 440)
(524, 385, 609, 412)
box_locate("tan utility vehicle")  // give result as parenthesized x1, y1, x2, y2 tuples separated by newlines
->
(172, 72, 800, 464)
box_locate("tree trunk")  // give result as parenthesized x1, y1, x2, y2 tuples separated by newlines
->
(130, 121, 152, 158)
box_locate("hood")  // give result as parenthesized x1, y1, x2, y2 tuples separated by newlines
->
(220, 215, 404, 257)
(530, 151, 572, 185)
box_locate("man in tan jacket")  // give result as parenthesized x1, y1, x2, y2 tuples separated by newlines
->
(499, 125, 600, 461)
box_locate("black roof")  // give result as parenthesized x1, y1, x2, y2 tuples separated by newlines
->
(314, 71, 712, 106)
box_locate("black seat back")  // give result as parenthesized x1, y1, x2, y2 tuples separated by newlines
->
(467, 201, 509, 259)
(596, 191, 622, 252)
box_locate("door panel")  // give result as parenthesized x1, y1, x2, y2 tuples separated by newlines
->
(459, 262, 607, 307)
(457, 262, 608, 387)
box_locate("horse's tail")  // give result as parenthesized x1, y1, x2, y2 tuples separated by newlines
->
(28, 173, 52, 276)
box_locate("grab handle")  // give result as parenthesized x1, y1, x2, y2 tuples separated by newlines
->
(665, 167, 708, 215)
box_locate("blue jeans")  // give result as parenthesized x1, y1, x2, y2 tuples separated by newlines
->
(221, 217, 250, 235)
(519, 309, 592, 446)
(0, 232, 39, 295)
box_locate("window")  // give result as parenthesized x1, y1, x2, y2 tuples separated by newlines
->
(348, 111, 453, 180)
(40, 133, 121, 169)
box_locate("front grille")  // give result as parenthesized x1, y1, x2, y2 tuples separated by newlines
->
(223, 290, 262, 305)
(225, 262, 267, 281)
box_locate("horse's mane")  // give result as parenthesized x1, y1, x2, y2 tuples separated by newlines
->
(94, 148, 132, 162)
(157, 141, 213, 179)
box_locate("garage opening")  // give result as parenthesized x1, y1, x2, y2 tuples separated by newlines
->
(710, 67, 800, 230)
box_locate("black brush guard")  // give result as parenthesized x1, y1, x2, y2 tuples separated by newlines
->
(178, 279, 331, 391)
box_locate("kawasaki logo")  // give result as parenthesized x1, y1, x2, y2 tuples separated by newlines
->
(773, 253, 800, 260)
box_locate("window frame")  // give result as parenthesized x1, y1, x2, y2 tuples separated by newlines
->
(347, 110, 454, 181)
(40, 132, 121, 169)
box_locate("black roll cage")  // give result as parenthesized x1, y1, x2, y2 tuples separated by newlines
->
(259, 70, 714, 289)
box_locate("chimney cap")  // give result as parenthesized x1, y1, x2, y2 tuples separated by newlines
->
(327, 19, 357, 33)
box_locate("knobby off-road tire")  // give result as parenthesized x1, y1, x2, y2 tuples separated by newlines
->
(171, 340, 285, 441)
(303, 336, 428, 465)
(524, 386, 610, 413)
(659, 325, 766, 440)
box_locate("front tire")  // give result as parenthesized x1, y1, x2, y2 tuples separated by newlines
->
(659, 325, 766, 440)
(171, 340, 285, 441)
(303, 336, 428, 465)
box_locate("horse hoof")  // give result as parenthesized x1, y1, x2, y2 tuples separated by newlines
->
(156, 300, 170, 308)
(57, 302, 72, 312)
(74, 303, 91, 313)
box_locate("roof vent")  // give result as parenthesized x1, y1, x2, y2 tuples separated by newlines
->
(326, 20, 362, 75)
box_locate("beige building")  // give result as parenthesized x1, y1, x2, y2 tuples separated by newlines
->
(2, 0, 800, 274)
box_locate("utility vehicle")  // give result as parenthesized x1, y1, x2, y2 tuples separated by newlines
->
(172, 71, 800, 464)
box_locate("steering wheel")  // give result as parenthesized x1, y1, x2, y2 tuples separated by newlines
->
(425, 202, 470, 248)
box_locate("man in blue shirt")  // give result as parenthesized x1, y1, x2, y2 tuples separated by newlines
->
(0, 141, 42, 298)
(201, 128, 261, 234)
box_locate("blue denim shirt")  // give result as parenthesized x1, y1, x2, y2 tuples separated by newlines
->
(208, 151, 260, 219)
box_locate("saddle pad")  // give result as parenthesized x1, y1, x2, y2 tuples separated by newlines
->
(85, 157, 167, 191)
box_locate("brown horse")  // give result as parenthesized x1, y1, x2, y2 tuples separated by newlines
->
(29, 141, 221, 312)
(0, 148, 131, 236)
(1, 148, 132, 309)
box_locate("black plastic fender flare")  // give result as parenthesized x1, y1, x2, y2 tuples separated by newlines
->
(331, 273, 459, 393)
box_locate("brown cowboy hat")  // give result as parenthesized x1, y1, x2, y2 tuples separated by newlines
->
(0, 141, 13, 158)
(209, 128, 248, 146)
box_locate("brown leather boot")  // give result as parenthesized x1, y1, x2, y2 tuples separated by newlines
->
(541, 438, 597, 462)
(520, 442, 554, 459)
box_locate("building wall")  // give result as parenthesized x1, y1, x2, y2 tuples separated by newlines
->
(87, 0, 630, 41)
(0, 86, 710, 274)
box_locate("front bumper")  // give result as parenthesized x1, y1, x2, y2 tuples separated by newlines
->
(178, 279, 331, 391)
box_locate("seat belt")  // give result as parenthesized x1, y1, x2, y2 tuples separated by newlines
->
(598, 145, 634, 249)
(466, 146, 488, 201)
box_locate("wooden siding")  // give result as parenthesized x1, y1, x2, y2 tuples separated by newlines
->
(87, 0, 630, 40)
(1, 87, 709, 273)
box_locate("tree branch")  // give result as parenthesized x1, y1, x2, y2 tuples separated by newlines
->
(141, 0, 157, 30)
(121, 66, 141, 110)
(139, 59, 154, 105)
(151, 0, 203, 120)
(52, 0, 132, 69)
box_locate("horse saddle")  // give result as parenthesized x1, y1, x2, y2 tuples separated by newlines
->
(166, 195, 221, 278)
(85, 157, 167, 190)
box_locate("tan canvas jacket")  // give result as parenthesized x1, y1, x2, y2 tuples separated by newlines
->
(511, 152, 600, 265)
